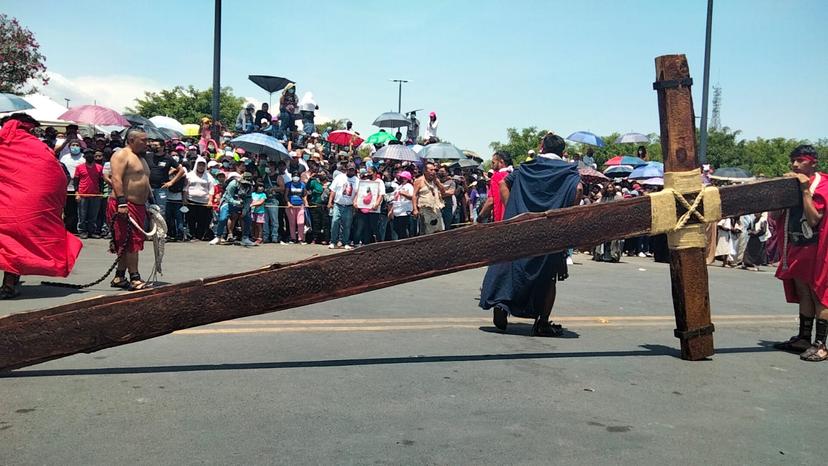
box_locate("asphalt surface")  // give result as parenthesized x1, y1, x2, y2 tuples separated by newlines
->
(1, 239, 824, 465)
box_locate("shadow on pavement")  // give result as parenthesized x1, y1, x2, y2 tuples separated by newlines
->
(2, 344, 777, 378)
(479, 324, 580, 338)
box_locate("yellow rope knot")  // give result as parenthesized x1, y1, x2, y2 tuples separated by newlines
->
(649, 168, 722, 250)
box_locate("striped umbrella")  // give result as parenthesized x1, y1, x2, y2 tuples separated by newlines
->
(59, 105, 129, 126)
(0, 93, 34, 113)
(373, 144, 419, 162)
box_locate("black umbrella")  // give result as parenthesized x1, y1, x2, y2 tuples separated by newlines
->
(249, 75, 295, 107)
(372, 111, 410, 128)
(123, 114, 156, 128)
(157, 127, 183, 140)
(120, 125, 169, 141)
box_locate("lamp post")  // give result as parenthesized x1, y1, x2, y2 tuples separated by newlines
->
(64, 98, 70, 109)
(390, 79, 409, 113)
(211, 0, 222, 139)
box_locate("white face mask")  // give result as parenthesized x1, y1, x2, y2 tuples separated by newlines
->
(292, 176, 300, 183)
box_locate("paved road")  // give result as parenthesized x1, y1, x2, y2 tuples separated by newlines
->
(1, 239, 823, 465)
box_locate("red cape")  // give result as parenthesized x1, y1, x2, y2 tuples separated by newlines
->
(0, 120, 82, 276)
(776, 172, 828, 307)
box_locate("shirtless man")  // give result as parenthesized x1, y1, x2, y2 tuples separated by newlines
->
(107, 128, 151, 291)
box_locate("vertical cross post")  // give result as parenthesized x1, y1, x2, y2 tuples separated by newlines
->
(654, 54, 715, 360)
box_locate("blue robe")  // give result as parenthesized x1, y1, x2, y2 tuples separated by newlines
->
(479, 157, 580, 318)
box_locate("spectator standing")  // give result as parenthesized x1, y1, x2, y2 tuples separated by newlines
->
(284, 173, 308, 244)
(60, 140, 85, 233)
(250, 182, 267, 244)
(391, 170, 415, 239)
(424, 111, 438, 141)
(328, 163, 358, 249)
(183, 157, 215, 240)
(146, 140, 184, 219)
(437, 166, 457, 230)
(73, 148, 104, 238)
(476, 151, 513, 223)
(262, 160, 284, 243)
(307, 172, 329, 244)
(412, 162, 447, 234)
(299, 92, 318, 139)
(279, 84, 298, 140)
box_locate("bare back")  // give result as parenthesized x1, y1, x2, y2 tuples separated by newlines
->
(110, 147, 151, 205)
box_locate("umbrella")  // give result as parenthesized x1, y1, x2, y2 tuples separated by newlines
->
(365, 131, 398, 145)
(249, 75, 295, 106)
(449, 158, 481, 169)
(614, 132, 650, 144)
(372, 112, 410, 128)
(566, 131, 605, 147)
(463, 150, 483, 162)
(157, 127, 183, 140)
(578, 167, 610, 184)
(122, 113, 156, 128)
(59, 105, 129, 126)
(149, 116, 185, 134)
(373, 144, 420, 162)
(640, 177, 664, 186)
(0, 93, 35, 113)
(182, 124, 200, 137)
(119, 125, 169, 141)
(604, 155, 647, 167)
(411, 144, 424, 153)
(230, 133, 290, 161)
(710, 167, 754, 182)
(603, 165, 634, 177)
(628, 161, 664, 180)
(327, 130, 364, 147)
(417, 142, 465, 160)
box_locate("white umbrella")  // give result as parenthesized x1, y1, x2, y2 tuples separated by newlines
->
(614, 132, 650, 144)
(149, 116, 185, 134)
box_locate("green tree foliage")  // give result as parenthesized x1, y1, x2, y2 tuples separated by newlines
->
(489, 127, 548, 164)
(127, 85, 245, 127)
(315, 119, 348, 132)
(0, 14, 48, 93)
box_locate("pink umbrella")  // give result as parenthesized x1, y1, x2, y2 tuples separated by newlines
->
(58, 105, 130, 126)
(326, 130, 364, 147)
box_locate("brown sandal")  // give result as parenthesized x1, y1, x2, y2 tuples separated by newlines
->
(128, 278, 150, 291)
(801, 342, 828, 362)
(110, 276, 129, 289)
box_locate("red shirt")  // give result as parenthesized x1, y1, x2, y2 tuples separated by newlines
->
(74, 163, 103, 195)
(489, 169, 510, 222)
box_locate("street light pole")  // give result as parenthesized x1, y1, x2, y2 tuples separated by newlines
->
(698, 0, 714, 164)
(211, 0, 222, 139)
(390, 79, 408, 113)
(64, 98, 70, 109)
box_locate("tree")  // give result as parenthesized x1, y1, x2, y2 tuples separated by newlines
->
(489, 127, 548, 164)
(315, 119, 348, 132)
(0, 14, 48, 93)
(127, 85, 245, 127)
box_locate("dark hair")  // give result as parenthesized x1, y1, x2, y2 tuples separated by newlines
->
(790, 144, 818, 159)
(637, 145, 647, 156)
(541, 133, 565, 155)
(1, 112, 41, 128)
(492, 150, 512, 166)
(125, 126, 146, 143)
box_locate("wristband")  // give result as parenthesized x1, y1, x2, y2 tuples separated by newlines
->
(116, 195, 127, 205)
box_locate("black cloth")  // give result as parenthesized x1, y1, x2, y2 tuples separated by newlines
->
(479, 157, 580, 318)
(186, 204, 213, 240)
(255, 110, 273, 126)
(146, 153, 180, 189)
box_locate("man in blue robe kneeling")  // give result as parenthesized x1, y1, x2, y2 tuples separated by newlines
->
(479, 132, 582, 336)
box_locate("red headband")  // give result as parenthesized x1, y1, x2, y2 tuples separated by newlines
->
(793, 155, 818, 163)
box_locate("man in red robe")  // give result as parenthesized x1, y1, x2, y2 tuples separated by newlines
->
(0, 114, 83, 299)
(774, 145, 828, 361)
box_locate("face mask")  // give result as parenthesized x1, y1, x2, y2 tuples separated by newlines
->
(208, 146, 216, 153)
(265, 168, 272, 174)
(303, 154, 310, 161)
(225, 148, 233, 156)
(292, 176, 300, 183)
(210, 168, 220, 175)
(69, 146, 81, 155)
(172, 156, 180, 162)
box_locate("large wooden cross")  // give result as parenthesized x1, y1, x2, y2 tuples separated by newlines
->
(0, 55, 802, 372)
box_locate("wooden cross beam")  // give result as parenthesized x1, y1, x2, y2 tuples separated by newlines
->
(0, 54, 802, 372)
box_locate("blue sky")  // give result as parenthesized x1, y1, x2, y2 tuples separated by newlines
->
(5, 0, 826, 157)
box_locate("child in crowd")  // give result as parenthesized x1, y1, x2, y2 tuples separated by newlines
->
(251, 182, 267, 244)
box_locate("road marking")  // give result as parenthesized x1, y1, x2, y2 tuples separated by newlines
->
(210, 315, 794, 325)
(174, 317, 794, 335)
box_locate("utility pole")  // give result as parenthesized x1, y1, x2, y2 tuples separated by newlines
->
(390, 79, 408, 113)
(64, 98, 70, 108)
(698, 0, 714, 164)
(211, 0, 222, 139)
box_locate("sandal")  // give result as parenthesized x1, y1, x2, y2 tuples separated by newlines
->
(128, 278, 150, 291)
(110, 276, 129, 289)
(0, 284, 20, 300)
(801, 342, 828, 362)
(530, 319, 564, 337)
(773, 335, 812, 353)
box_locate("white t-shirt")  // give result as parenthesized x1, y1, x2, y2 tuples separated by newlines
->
(185, 170, 215, 204)
(60, 153, 84, 191)
(425, 120, 438, 139)
(330, 173, 358, 206)
(392, 183, 414, 216)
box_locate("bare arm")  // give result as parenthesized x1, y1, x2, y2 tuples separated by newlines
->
(163, 166, 185, 189)
(411, 179, 421, 216)
(499, 179, 511, 207)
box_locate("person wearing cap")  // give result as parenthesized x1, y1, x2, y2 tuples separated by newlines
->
(772, 145, 828, 361)
(288, 149, 308, 175)
(424, 111, 438, 141)
(236, 103, 256, 134)
(211, 171, 256, 246)
(184, 157, 215, 241)
(391, 170, 415, 239)
(328, 163, 359, 249)
(73, 148, 105, 239)
(299, 91, 319, 139)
